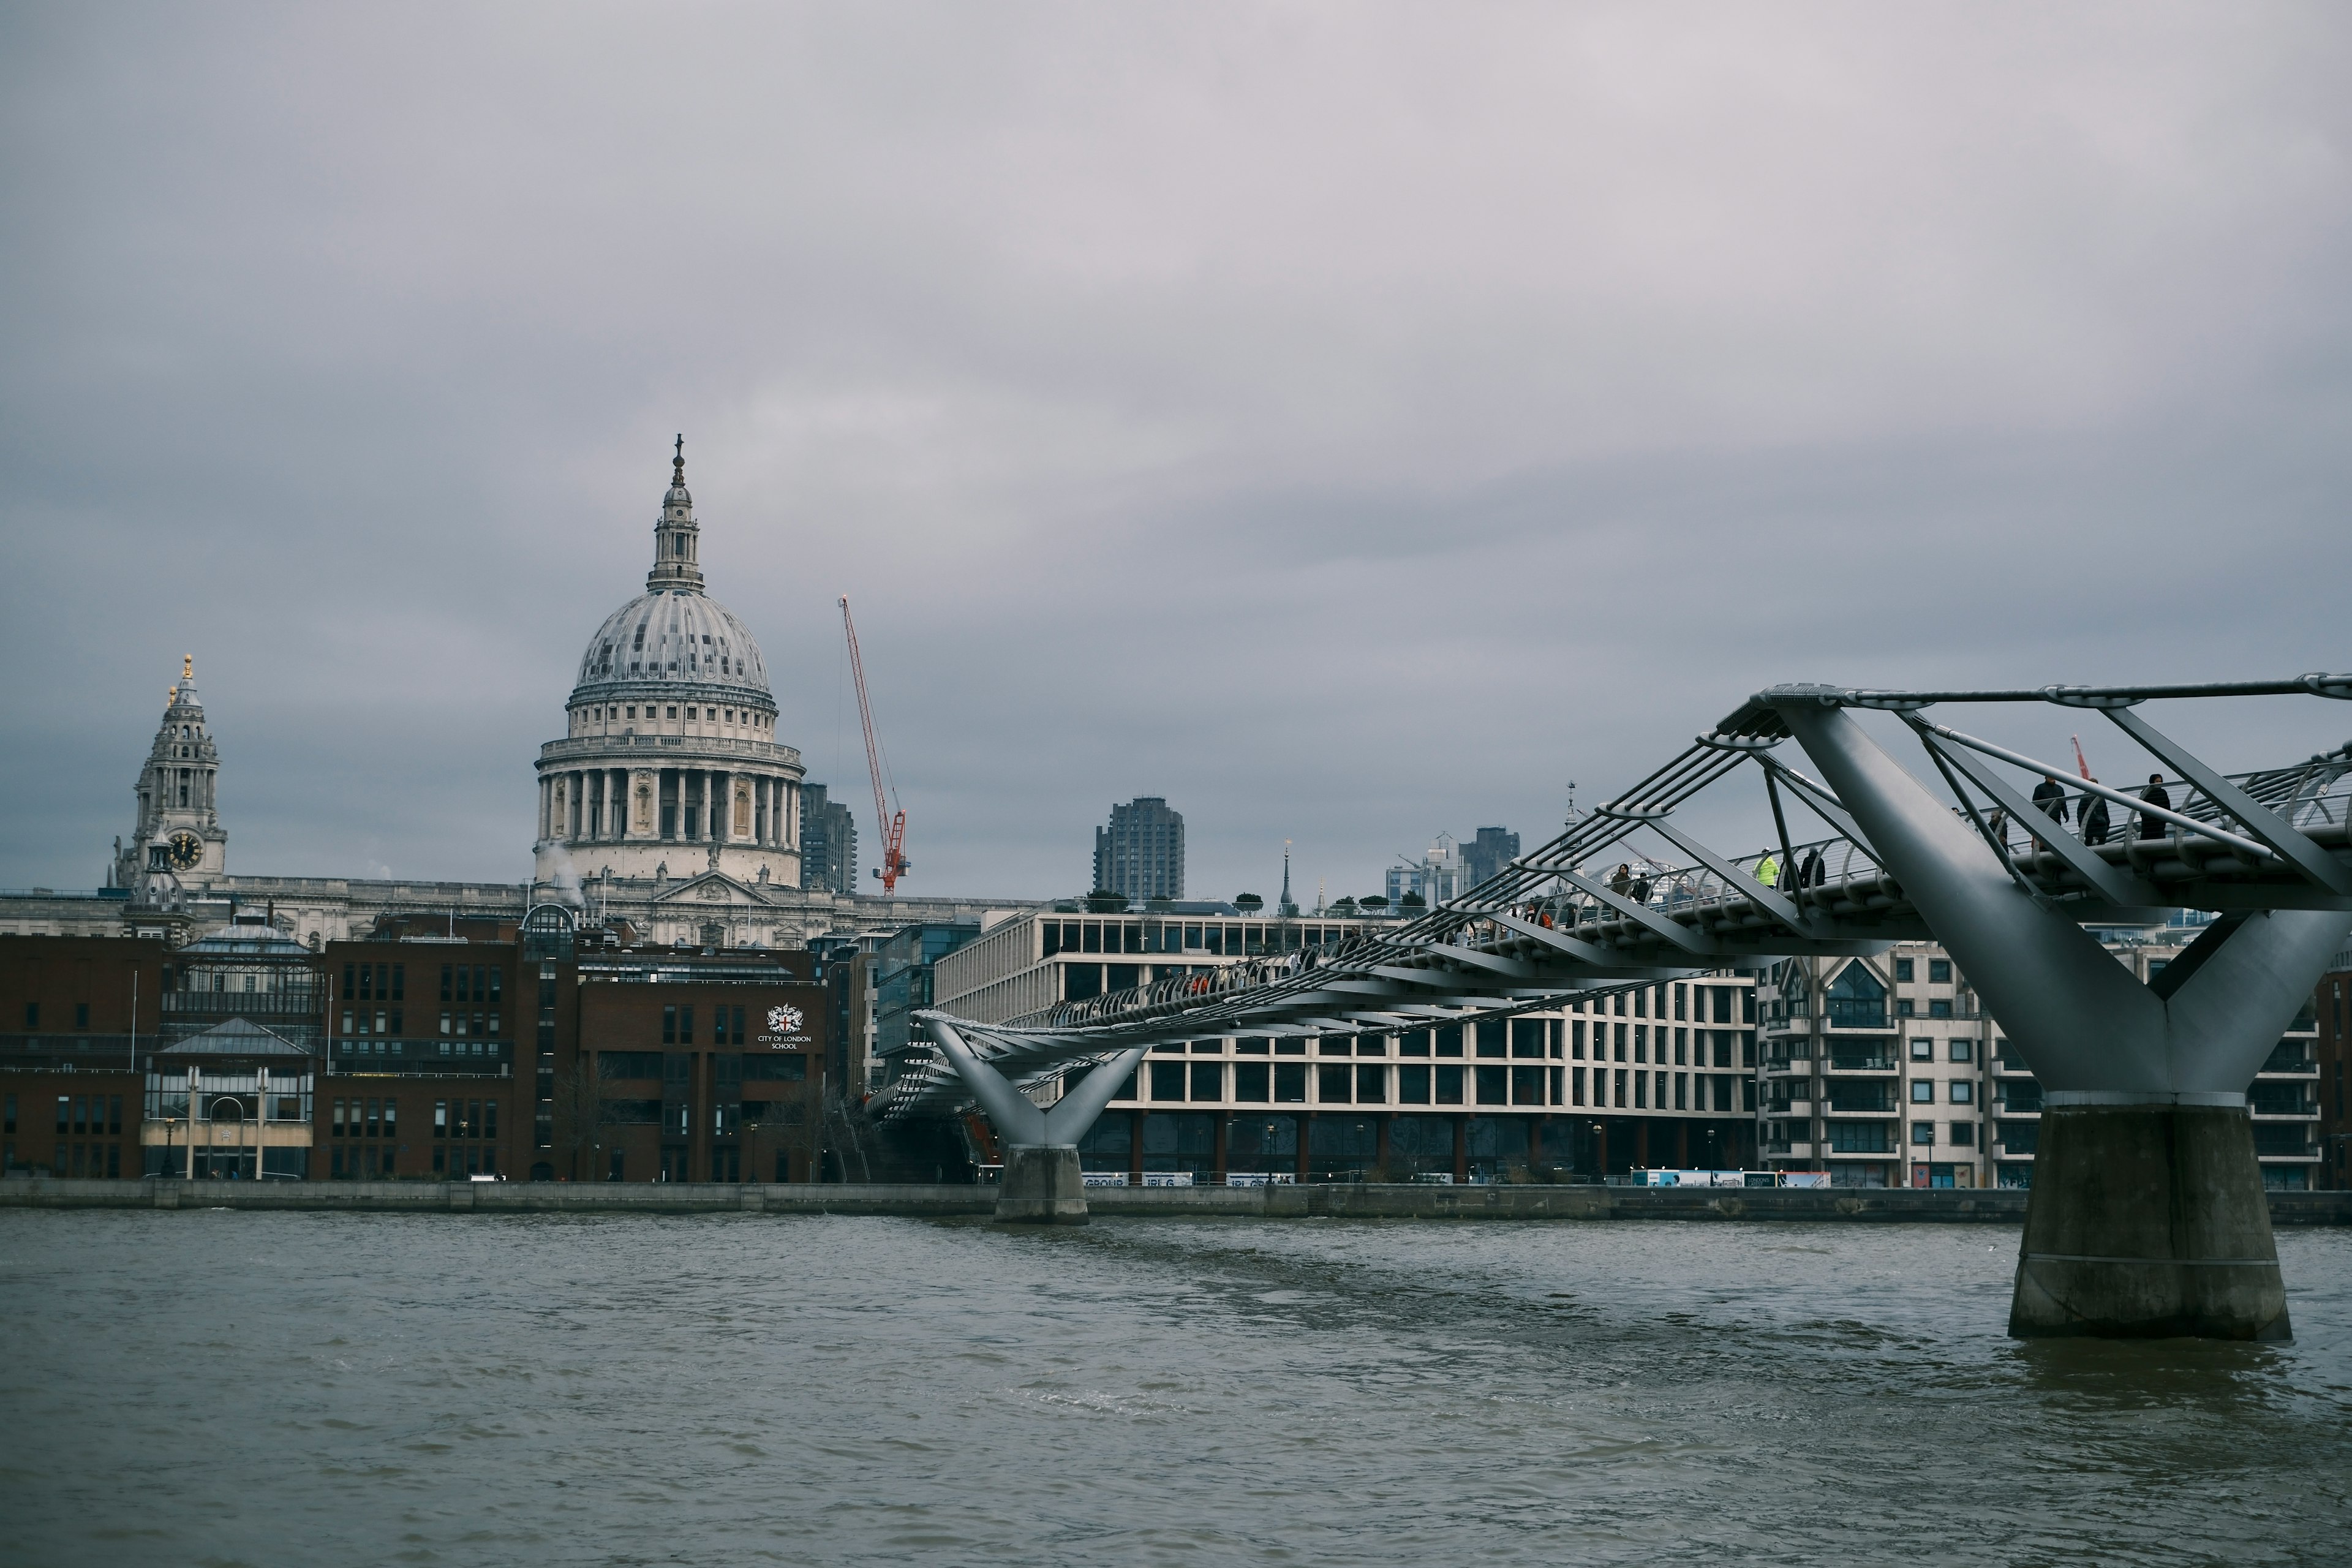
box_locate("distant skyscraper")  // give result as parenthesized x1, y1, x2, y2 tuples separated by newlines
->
(1093, 797, 1185, 900)
(801, 783, 858, 894)
(1464, 826, 1521, 888)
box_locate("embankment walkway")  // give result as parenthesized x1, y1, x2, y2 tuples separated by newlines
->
(5, 1177, 2350, 1224)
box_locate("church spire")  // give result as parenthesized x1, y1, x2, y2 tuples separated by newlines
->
(647, 434, 705, 592)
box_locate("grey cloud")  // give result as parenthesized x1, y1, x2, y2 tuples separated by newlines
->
(3, 3, 2347, 903)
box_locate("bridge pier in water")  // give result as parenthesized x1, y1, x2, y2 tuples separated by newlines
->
(1775, 694, 2349, 1340)
(927, 1019, 1144, 1224)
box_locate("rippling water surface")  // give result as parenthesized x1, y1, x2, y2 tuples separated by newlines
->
(2, 1210, 2348, 1566)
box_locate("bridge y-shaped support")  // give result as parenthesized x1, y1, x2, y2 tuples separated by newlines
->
(1774, 696, 2349, 1341)
(927, 1019, 1147, 1224)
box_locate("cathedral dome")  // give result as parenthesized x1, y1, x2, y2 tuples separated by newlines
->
(565, 437, 774, 712)
(573, 589, 771, 701)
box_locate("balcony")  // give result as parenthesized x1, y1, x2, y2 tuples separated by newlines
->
(1823, 1000, 1887, 1030)
(1824, 1050, 1898, 1074)
(2258, 1042, 2316, 1076)
(2247, 1086, 2316, 1119)
(2251, 1124, 2315, 1159)
(1821, 1095, 1896, 1116)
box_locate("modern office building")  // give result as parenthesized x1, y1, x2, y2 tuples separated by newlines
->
(799, 783, 859, 895)
(2320, 963, 2351, 1188)
(1755, 927, 2326, 1190)
(1461, 826, 1521, 888)
(1093, 798, 1185, 902)
(924, 907, 1758, 1182)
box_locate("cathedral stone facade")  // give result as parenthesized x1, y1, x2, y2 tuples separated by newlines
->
(535, 440, 806, 889)
(7, 443, 1022, 949)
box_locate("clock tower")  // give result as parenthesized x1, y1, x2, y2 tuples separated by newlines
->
(118, 655, 228, 888)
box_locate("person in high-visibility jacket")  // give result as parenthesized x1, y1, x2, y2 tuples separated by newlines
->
(1756, 853, 1781, 888)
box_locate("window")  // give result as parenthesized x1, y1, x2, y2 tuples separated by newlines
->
(1894, 958, 1915, 982)
(74, 1002, 89, 1028)
(1910, 1037, 1933, 1060)
(1435, 1065, 1465, 1105)
(1950, 1039, 1973, 1063)
(22, 1003, 36, 1028)
(1949, 1082, 1973, 1104)
(1928, 999, 1953, 1019)
(1398, 1064, 1431, 1103)
(1189, 1062, 1223, 1101)
(1950, 1121, 1976, 1147)
(666, 706, 677, 718)
(1150, 1062, 1186, 1101)
(1274, 1063, 1306, 1103)
(1234, 1062, 1270, 1102)
(1476, 1065, 1507, 1104)
(663, 1005, 677, 1044)
(1910, 1080, 1935, 1102)
(599, 1052, 663, 1079)
(1434, 1025, 1463, 1058)
(1911, 1121, 1935, 1145)
(1929, 959, 1952, 984)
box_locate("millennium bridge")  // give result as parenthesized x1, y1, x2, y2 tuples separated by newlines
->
(874, 676, 2352, 1341)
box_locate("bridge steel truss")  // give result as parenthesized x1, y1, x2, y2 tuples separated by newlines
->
(892, 674, 2352, 1338)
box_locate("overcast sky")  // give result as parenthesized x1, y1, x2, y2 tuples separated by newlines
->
(3, 4, 2346, 903)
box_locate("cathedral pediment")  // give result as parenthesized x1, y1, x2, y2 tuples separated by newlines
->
(652, 872, 766, 908)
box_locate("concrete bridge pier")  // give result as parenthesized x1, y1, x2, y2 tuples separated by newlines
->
(926, 1018, 1145, 1225)
(1773, 692, 2350, 1340)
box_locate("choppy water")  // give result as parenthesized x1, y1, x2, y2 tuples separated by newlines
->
(2, 1211, 2348, 1566)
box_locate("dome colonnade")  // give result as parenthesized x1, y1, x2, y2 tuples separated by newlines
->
(532, 440, 805, 888)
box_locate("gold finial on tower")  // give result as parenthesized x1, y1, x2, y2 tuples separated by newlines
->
(183, 654, 194, 681)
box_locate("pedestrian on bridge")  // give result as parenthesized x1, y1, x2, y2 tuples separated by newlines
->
(1798, 847, 1824, 888)
(2139, 774, 2171, 840)
(2080, 787, 2111, 846)
(2032, 775, 2069, 825)
(1755, 853, 1779, 889)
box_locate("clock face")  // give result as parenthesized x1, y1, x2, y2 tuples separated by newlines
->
(167, 831, 203, 870)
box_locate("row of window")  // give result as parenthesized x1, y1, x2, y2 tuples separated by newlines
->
(336, 963, 507, 1005)
(1137, 1021, 1754, 1069)
(42, 1142, 123, 1177)
(331, 1098, 396, 1138)
(8, 1095, 127, 1136)
(580, 703, 767, 726)
(1125, 1060, 1749, 1113)
(340, 1010, 505, 1038)
(594, 1099, 804, 1128)
(594, 1050, 807, 1082)
(17, 1003, 94, 1029)
(660, 1005, 751, 1045)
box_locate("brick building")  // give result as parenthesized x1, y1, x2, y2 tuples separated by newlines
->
(0, 908, 834, 1184)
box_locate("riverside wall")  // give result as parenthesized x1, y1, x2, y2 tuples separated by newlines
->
(5, 1177, 2351, 1224)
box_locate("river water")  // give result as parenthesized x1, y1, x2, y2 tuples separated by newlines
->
(2, 1211, 2348, 1566)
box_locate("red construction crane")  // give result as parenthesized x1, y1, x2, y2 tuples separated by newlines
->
(839, 595, 910, 894)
